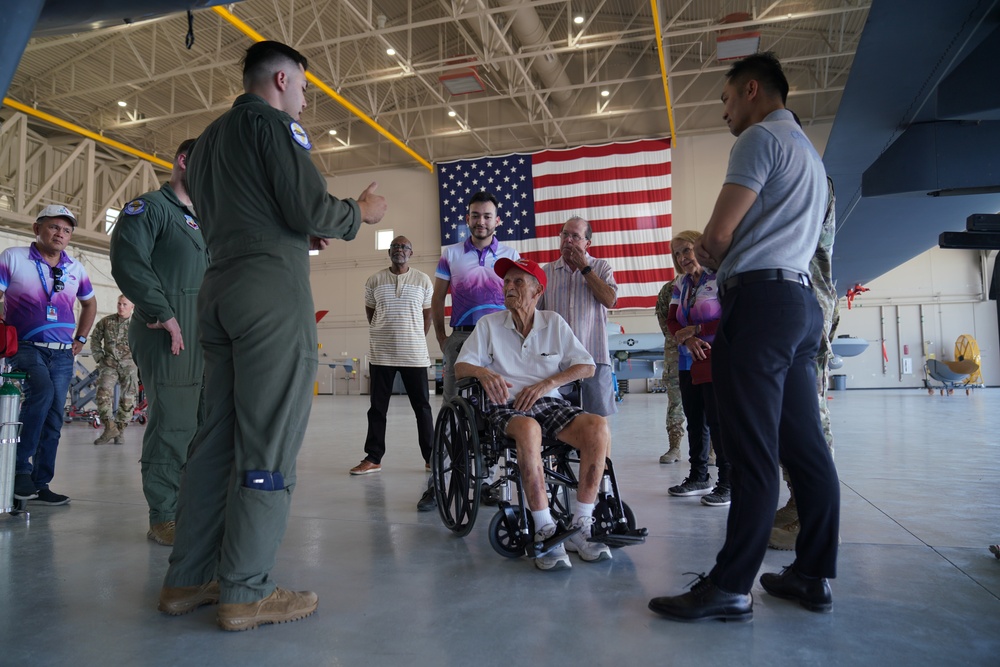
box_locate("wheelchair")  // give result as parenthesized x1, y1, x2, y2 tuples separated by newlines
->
(430, 377, 646, 559)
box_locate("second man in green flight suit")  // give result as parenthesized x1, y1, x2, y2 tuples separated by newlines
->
(110, 139, 209, 547)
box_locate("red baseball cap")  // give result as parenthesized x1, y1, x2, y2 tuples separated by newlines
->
(494, 257, 546, 292)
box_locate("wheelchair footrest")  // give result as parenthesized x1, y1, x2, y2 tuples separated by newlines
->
(592, 528, 648, 548)
(531, 525, 581, 558)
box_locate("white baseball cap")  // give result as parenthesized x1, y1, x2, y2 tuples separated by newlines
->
(36, 204, 78, 228)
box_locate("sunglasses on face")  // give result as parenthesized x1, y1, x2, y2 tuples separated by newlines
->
(51, 266, 65, 293)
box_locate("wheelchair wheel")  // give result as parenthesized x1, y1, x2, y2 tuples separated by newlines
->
(592, 498, 636, 547)
(488, 505, 532, 559)
(431, 398, 483, 537)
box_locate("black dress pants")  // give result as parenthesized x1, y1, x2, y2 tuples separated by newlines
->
(708, 280, 840, 594)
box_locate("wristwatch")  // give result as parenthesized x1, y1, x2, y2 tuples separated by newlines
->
(580, 265, 593, 276)
(75, 335, 87, 344)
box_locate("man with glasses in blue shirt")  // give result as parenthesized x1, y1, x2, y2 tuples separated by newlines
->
(0, 204, 97, 505)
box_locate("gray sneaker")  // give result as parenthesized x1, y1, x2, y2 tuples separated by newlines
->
(701, 485, 731, 507)
(533, 524, 571, 571)
(668, 476, 713, 497)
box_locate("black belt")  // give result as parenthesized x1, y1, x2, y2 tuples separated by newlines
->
(452, 325, 476, 332)
(719, 269, 811, 298)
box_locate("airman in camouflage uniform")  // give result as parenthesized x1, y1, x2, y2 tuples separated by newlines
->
(655, 277, 686, 463)
(91, 295, 138, 445)
(770, 176, 838, 549)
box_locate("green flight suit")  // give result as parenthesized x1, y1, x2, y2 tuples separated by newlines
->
(164, 93, 362, 604)
(109, 183, 209, 526)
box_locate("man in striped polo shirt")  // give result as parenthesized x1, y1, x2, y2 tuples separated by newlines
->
(350, 236, 435, 476)
(539, 216, 618, 417)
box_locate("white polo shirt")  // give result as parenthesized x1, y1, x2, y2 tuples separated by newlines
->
(456, 309, 594, 399)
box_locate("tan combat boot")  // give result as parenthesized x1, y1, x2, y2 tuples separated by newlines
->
(147, 520, 176, 546)
(769, 497, 799, 550)
(217, 587, 319, 631)
(158, 581, 221, 615)
(94, 422, 120, 445)
(114, 421, 127, 445)
(659, 445, 681, 464)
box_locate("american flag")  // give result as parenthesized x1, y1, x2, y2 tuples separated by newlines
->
(436, 138, 673, 309)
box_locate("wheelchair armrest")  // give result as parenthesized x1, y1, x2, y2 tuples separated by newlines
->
(456, 377, 482, 390)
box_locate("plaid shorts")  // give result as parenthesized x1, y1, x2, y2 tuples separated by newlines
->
(486, 396, 585, 438)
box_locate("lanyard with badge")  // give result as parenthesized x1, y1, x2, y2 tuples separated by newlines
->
(35, 260, 65, 322)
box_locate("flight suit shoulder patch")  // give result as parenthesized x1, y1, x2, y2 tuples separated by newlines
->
(289, 121, 312, 150)
(123, 199, 147, 215)
(184, 214, 199, 230)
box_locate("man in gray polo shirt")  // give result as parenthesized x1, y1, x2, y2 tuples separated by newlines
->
(649, 52, 839, 623)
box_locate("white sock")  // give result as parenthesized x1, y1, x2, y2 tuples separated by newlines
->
(573, 500, 595, 522)
(531, 508, 554, 532)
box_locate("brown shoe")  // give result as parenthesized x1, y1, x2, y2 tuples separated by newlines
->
(94, 424, 119, 445)
(147, 520, 176, 546)
(217, 587, 318, 632)
(349, 460, 381, 476)
(158, 581, 221, 615)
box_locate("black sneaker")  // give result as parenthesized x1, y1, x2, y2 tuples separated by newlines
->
(416, 486, 437, 512)
(668, 476, 713, 497)
(13, 474, 38, 500)
(701, 485, 731, 507)
(32, 488, 70, 506)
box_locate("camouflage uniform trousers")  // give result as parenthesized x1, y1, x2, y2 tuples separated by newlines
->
(95, 361, 139, 427)
(662, 359, 685, 449)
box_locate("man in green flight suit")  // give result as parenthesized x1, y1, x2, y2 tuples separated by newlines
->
(156, 41, 387, 632)
(110, 139, 208, 548)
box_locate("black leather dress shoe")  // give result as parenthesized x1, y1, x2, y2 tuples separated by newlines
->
(759, 565, 833, 613)
(649, 575, 753, 623)
(416, 486, 437, 512)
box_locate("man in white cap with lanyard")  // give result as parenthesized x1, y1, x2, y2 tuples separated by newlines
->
(0, 204, 97, 505)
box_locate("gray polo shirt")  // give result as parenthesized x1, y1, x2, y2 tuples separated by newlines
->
(716, 109, 828, 286)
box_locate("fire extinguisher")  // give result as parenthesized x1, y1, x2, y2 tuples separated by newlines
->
(1, 371, 27, 515)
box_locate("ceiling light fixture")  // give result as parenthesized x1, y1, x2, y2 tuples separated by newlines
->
(328, 129, 337, 136)
(574, 15, 584, 25)
(447, 110, 457, 117)
(600, 90, 610, 97)
(386, 47, 396, 56)
(117, 100, 127, 107)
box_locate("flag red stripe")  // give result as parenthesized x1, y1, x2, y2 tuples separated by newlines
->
(614, 295, 659, 309)
(613, 267, 676, 284)
(536, 214, 672, 237)
(535, 188, 671, 214)
(533, 139, 672, 164)
(534, 161, 671, 189)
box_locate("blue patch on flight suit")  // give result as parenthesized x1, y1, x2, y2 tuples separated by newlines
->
(289, 122, 312, 150)
(184, 214, 199, 230)
(124, 200, 146, 215)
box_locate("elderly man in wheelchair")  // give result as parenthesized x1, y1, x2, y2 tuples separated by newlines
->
(450, 257, 627, 570)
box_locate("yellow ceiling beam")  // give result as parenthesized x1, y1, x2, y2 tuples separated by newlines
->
(2, 97, 173, 169)
(212, 5, 433, 172)
(650, 0, 678, 142)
